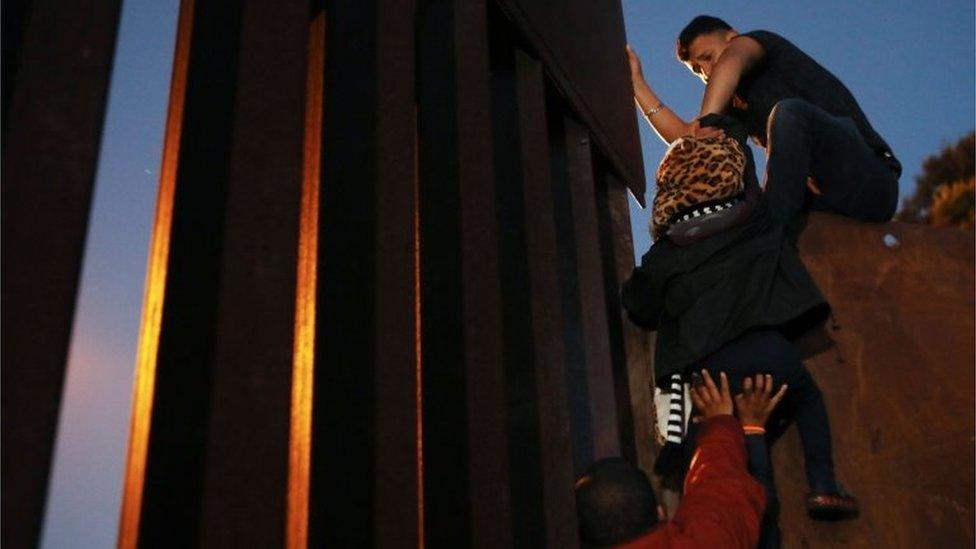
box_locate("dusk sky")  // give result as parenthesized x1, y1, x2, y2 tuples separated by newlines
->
(41, 1, 974, 547)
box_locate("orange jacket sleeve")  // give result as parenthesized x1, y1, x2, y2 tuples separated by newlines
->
(617, 415, 766, 549)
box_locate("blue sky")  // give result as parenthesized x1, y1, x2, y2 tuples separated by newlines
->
(41, 1, 973, 547)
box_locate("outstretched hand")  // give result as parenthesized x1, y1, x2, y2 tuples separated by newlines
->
(625, 44, 644, 82)
(690, 369, 733, 420)
(734, 374, 788, 427)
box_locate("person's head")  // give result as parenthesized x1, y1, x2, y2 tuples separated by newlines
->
(676, 15, 739, 83)
(574, 457, 663, 547)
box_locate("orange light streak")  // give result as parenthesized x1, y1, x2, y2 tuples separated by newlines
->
(117, 1, 194, 547)
(285, 10, 324, 549)
(414, 115, 425, 549)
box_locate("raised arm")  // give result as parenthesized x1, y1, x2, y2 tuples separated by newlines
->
(735, 374, 788, 549)
(734, 373, 788, 495)
(627, 45, 693, 144)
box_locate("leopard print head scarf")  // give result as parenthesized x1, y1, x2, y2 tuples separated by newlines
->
(651, 135, 747, 240)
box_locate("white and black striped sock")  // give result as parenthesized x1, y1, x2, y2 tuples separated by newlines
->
(665, 372, 685, 444)
(653, 372, 688, 477)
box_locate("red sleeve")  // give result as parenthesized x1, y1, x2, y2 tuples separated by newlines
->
(613, 416, 766, 549)
(668, 415, 766, 548)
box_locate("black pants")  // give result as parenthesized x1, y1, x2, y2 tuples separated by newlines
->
(763, 98, 899, 236)
(683, 329, 840, 493)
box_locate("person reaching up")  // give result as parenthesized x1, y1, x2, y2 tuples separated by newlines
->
(575, 370, 766, 548)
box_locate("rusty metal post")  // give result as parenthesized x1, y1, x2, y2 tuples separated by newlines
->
(307, 1, 421, 546)
(455, 1, 514, 546)
(597, 171, 656, 475)
(117, 1, 309, 546)
(553, 113, 621, 474)
(108, 2, 648, 547)
(2, 2, 122, 547)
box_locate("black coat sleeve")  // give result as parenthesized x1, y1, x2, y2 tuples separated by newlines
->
(621, 245, 669, 330)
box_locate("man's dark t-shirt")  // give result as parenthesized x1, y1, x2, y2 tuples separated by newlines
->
(729, 30, 901, 177)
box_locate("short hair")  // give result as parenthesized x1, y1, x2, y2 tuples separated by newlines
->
(575, 457, 659, 546)
(677, 15, 733, 61)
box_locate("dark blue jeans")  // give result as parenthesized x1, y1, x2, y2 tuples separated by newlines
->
(763, 98, 899, 236)
(684, 330, 840, 495)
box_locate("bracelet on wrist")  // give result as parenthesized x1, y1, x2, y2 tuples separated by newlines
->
(644, 102, 664, 117)
(742, 424, 766, 435)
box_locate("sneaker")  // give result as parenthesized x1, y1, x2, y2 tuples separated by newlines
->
(806, 488, 859, 521)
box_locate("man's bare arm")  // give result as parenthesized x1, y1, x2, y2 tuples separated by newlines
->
(698, 36, 764, 117)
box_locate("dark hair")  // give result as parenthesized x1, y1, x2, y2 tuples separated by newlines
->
(575, 457, 659, 546)
(677, 15, 733, 61)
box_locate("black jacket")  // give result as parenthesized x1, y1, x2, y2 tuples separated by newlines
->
(622, 198, 829, 383)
